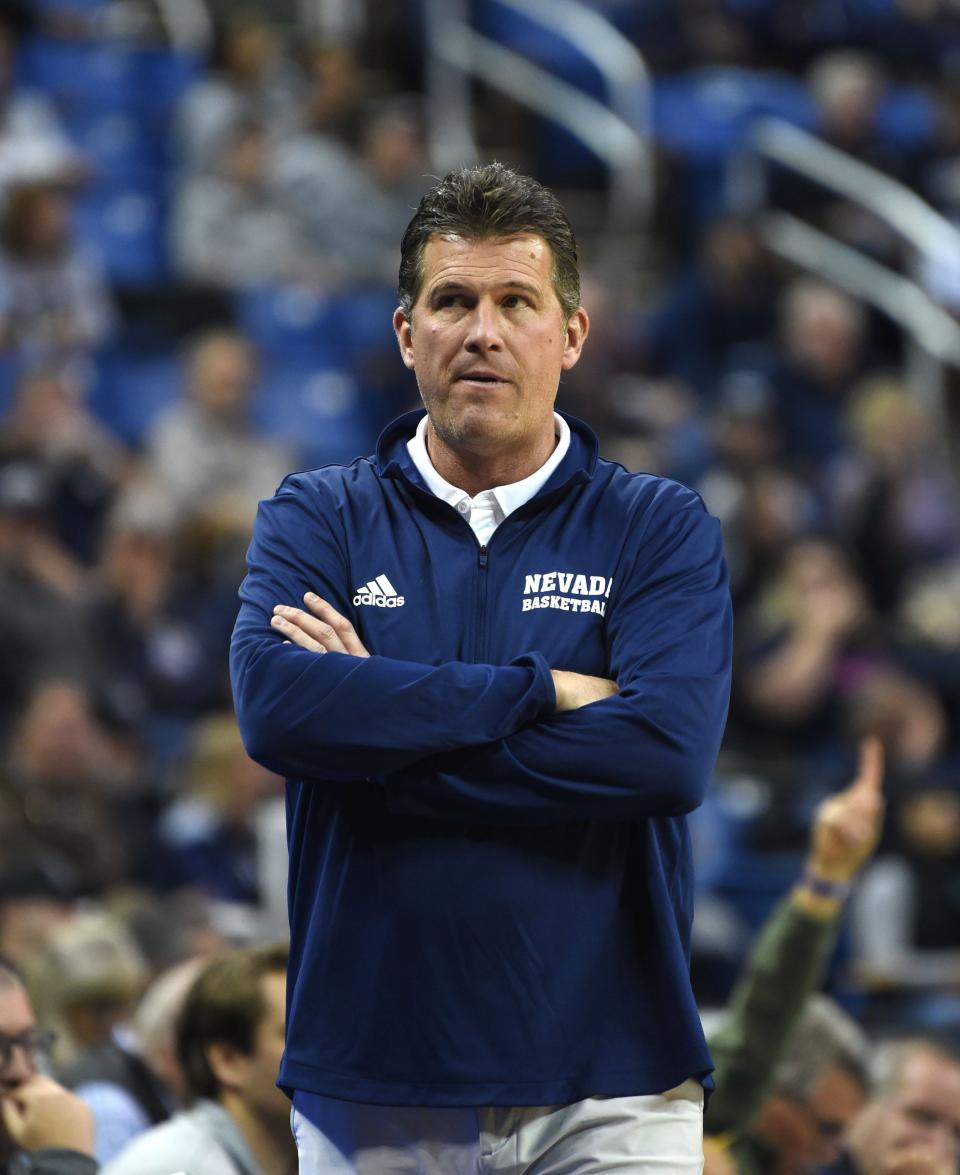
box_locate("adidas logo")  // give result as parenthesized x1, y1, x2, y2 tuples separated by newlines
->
(352, 574, 405, 608)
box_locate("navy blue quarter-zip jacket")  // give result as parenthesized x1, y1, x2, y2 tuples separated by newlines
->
(230, 409, 732, 1107)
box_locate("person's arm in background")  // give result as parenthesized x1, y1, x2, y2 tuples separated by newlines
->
(3, 1075, 98, 1175)
(704, 738, 885, 1139)
(277, 482, 732, 823)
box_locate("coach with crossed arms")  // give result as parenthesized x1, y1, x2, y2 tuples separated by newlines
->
(231, 163, 732, 1173)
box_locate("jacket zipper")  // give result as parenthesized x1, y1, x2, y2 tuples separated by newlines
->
(475, 544, 489, 662)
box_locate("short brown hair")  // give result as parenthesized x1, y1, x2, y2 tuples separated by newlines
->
(175, 943, 288, 1103)
(398, 163, 580, 320)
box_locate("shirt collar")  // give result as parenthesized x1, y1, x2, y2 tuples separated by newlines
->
(406, 413, 571, 516)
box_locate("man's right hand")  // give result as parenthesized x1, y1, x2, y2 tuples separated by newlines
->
(0, 1075, 95, 1155)
(551, 669, 618, 713)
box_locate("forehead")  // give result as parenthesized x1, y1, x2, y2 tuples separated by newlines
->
(418, 234, 556, 295)
(0, 984, 34, 1034)
(811, 1065, 865, 1115)
(896, 1053, 960, 1117)
(260, 971, 286, 1027)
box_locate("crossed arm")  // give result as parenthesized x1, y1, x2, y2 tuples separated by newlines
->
(271, 592, 619, 713)
(230, 474, 732, 822)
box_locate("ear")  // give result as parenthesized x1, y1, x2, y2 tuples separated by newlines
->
(561, 307, 589, 372)
(205, 1041, 249, 1092)
(393, 306, 416, 371)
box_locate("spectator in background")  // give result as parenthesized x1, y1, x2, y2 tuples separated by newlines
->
(102, 944, 294, 1175)
(833, 1040, 960, 1175)
(175, 12, 302, 175)
(851, 784, 960, 1012)
(66, 956, 206, 1165)
(844, 667, 947, 782)
(0, 21, 86, 200)
(171, 120, 320, 291)
(705, 737, 885, 1166)
(0, 678, 138, 893)
(297, 39, 367, 146)
(87, 482, 231, 758)
(274, 95, 431, 285)
(145, 331, 290, 524)
(828, 378, 960, 615)
(155, 713, 281, 905)
(737, 538, 875, 757)
(729, 996, 870, 1175)
(642, 217, 779, 402)
(0, 858, 75, 980)
(27, 911, 146, 1074)
(0, 459, 91, 732)
(0, 183, 114, 363)
(0, 367, 130, 564)
(0, 957, 97, 1175)
(695, 370, 786, 605)
(772, 280, 872, 467)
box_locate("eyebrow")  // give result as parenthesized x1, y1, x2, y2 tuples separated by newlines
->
(427, 279, 542, 299)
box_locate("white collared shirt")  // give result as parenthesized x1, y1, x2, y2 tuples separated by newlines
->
(406, 412, 571, 547)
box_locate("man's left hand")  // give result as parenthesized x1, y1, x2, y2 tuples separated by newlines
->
(271, 594, 370, 657)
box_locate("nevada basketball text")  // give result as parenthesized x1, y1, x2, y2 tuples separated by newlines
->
(521, 571, 612, 615)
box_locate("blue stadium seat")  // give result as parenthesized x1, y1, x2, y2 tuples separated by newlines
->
(323, 286, 399, 356)
(252, 360, 379, 469)
(62, 108, 168, 178)
(18, 35, 139, 109)
(72, 179, 169, 287)
(653, 69, 815, 159)
(88, 348, 183, 445)
(236, 286, 345, 363)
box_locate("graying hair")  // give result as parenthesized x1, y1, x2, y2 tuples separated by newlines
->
(868, 1037, 960, 1100)
(774, 995, 870, 1100)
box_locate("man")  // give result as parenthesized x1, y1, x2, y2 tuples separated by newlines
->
(836, 1040, 960, 1175)
(705, 737, 885, 1168)
(231, 163, 732, 1172)
(0, 958, 97, 1175)
(101, 944, 294, 1175)
(726, 996, 870, 1175)
(64, 957, 205, 1163)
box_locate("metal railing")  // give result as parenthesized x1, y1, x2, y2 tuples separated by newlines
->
(422, 0, 652, 236)
(742, 117, 960, 427)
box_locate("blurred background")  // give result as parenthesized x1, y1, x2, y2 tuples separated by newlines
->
(1, 0, 959, 1047)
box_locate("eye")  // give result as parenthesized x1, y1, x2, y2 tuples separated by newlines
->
(502, 294, 529, 309)
(434, 292, 468, 310)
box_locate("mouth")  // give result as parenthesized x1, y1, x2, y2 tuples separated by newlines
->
(455, 372, 509, 388)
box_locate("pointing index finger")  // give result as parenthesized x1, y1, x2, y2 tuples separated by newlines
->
(852, 735, 884, 796)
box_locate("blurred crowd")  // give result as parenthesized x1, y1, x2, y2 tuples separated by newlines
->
(0, 0, 959, 1170)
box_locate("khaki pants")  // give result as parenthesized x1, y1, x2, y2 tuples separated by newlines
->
(292, 1080, 704, 1174)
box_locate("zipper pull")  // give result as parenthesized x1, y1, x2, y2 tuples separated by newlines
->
(479, 545, 488, 568)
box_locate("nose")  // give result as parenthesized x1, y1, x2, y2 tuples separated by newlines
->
(464, 298, 502, 353)
(2, 1043, 35, 1084)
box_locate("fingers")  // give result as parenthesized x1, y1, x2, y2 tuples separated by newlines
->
(271, 605, 349, 653)
(302, 593, 369, 657)
(270, 593, 370, 658)
(0, 1094, 22, 1137)
(853, 734, 885, 795)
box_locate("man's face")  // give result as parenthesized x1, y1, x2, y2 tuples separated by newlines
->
(236, 971, 289, 1125)
(393, 234, 588, 463)
(0, 983, 39, 1155)
(764, 1065, 866, 1175)
(858, 1051, 960, 1174)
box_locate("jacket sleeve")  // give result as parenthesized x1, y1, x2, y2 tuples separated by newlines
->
(230, 473, 556, 781)
(382, 484, 732, 823)
(705, 897, 842, 1137)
